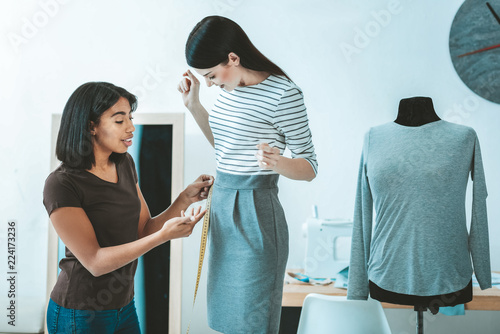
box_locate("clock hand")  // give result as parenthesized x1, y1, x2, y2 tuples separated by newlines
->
(458, 43, 500, 57)
(486, 2, 500, 25)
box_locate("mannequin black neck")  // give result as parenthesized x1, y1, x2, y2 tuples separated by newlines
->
(395, 97, 441, 127)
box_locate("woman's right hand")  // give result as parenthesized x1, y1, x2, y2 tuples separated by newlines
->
(158, 206, 206, 242)
(177, 70, 201, 110)
(177, 70, 215, 146)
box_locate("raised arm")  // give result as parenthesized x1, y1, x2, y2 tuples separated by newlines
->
(178, 70, 214, 147)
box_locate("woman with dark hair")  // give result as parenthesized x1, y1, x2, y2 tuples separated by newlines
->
(43, 82, 213, 333)
(177, 16, 318, 334)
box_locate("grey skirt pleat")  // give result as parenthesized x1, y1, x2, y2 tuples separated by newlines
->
(207, 171, 289, 334)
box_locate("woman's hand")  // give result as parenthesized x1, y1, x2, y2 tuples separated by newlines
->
(255, 143, 281, 170)
(255, 143, 316, 181)
(182, 174, 214, 203)
(177, 70, 215, 146)
(137, 175, 212, 240)
(159, 206, 206, 241)
(177, 70, 201, 110)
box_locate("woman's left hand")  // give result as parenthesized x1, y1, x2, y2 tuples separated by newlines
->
(183, 174, 214, 203)
(255, 143, 280, 170)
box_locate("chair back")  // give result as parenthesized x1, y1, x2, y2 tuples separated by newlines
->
(296, 294, 392, 334)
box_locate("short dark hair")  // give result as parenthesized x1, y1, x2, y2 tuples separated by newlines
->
(185, 16, 290, 80)
(56, 82, 137, 170)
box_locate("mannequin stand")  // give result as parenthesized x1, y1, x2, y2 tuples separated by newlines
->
(414, 304, 439, 334)
(416, 306, 424, 334)
(414, 306, 431, 334)
(369, 280, 472, 334)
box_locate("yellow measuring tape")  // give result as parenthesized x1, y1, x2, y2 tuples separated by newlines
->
(186, 185, 214, 334)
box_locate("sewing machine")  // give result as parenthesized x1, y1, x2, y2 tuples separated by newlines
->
(303, 217, 353, 279)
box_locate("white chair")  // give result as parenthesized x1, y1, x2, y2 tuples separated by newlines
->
(296, 293, 392, 334)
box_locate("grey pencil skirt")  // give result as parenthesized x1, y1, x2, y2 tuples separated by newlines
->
(207, 171, 289, 334)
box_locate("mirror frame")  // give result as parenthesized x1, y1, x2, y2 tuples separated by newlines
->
(47, 113, 185, 333)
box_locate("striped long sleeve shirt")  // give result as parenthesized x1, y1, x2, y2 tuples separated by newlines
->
(209, 75, 318, 175)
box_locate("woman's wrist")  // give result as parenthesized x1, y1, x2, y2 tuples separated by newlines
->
(272, 157, 316, 181)
(177, 190, 194, 208)
(273, 155, 283, 172)
(187, 101, 203, 113)
(148, 229, 166, 248)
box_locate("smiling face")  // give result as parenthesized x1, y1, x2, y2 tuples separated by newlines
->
(194, 53, 242, 91)
(91, 97, 135, 157)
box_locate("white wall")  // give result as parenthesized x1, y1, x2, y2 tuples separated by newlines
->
(1, 0, 498, 333)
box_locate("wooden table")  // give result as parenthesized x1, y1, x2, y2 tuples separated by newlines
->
(282, 279, 500, 310)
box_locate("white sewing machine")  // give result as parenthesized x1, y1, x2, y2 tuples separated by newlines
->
(303, 216, 353, 279)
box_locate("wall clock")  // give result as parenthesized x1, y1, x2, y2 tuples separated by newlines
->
(449, 0, 500, 104)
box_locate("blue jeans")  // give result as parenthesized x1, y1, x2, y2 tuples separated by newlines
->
(46, 298, 140, 334)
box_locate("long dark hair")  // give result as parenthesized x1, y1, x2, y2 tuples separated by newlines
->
(185, 16, 290, 80)
(56, 82, 137, 170)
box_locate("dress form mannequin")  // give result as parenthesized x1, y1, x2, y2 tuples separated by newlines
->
(369, 96, 473, 333)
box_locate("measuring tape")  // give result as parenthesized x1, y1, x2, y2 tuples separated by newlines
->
(186, 185, 214, 334)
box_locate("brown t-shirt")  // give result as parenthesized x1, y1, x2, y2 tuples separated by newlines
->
(43, 153, 141, 310)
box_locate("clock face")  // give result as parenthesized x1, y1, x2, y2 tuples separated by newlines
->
(449, 0, 500, 104)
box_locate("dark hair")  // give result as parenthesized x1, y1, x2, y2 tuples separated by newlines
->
(56, 82, 137, 170)
(185, 16, 290, 80)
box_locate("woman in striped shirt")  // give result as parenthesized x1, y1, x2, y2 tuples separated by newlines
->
(178, 16, 318, 334)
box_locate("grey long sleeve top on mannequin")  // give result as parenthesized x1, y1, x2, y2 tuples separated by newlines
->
(347, 120, 491, 300)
